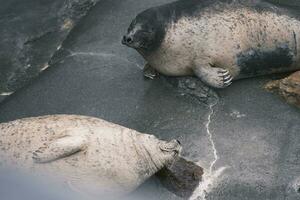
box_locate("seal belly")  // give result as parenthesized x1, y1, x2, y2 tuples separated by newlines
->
(148, 59, 194, 76)
(146, 45, 194, 76)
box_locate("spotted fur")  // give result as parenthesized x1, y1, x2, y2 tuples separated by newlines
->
(123, 0, 300, 88)
(0, 115, 181, 197)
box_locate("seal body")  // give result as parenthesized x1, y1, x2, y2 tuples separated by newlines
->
(0, 115, 181, 197)
(122, 0, 300, 88)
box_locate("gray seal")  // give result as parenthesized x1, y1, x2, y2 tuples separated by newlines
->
(122, 0, 300, 88)
(0, 115, 181, 198)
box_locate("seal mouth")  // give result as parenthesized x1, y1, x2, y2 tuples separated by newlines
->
(121, 35, 145, 50)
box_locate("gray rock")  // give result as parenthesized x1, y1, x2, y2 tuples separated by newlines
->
(156, 157, 204, 198)
(0, 0, 98, 98)
(266, 0, 300, 7)
(0, 0, 299, 199)
(164, 76, 218, 105)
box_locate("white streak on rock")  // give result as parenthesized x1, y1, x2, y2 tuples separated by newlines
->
(57, 45, 62, 50)
(207, 102, 218, 174)
(41, 63, 49, 71)
(67, 51, 143, 70)
(0, 91, 14, 96)
(230, 110, 246, 119)
(190, 167, 227, 200)
(190, 100, 228, 200)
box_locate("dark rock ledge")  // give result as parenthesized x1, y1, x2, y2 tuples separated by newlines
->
(0, 0, 100, 101)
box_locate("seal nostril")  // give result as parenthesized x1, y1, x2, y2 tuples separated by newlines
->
(176, 140, 181, 145)
(126, 37, 133, 43)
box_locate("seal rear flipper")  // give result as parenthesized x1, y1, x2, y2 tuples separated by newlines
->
(143, 63, 158, 79)
(32, 133, 88, 163)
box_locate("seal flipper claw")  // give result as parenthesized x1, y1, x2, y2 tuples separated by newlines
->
(32, 133, 88, 163)
(143, 63, 158, 79)
(224, 77, 233, 84)
(193, 61, 233, 88)
(223, 74, 232, 81)
(220, 70, 229, 77)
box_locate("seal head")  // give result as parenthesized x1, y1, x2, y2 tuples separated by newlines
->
(122, 0, 300, 88)
(122, 9, 165, 54)
(138, 133, 182, 169)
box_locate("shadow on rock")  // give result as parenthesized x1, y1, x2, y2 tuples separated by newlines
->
(163, 76, 219, 105)
(156, 157, 204, 198)
(0, 0, 99, 101)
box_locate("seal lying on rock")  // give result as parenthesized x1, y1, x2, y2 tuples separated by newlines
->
(122, 0, 300, 88)
(0, 115, 181, 198)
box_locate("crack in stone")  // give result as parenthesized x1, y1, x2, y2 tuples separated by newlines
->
(190, 99, 228, 200)
(190, 167, 227, 200)
(206, 101, 218, 174)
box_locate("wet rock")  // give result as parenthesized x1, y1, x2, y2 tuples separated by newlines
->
(0, 0, 99, 100)
(0, 0, 299, 199)
(295, 184, 300, 194)
(265, 71, 300, 108)
(164, 76, 219, 105)
(285, 176, 300, 199)
(266, 0, 300, 7)
(292, 177, 300, 194)
(156, 157, 204, 198)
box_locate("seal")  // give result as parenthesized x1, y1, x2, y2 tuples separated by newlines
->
(0, 115, 181, 198)
(122, 0, 300, 88)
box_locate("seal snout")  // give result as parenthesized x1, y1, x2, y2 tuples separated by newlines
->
(122, 34, 134, 46)
(159, 139, 182, 155)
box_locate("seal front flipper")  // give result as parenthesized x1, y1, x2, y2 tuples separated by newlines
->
(193, 60, 233, 88)
(143, 63, 158, 79)
(32, 130, 88, 163)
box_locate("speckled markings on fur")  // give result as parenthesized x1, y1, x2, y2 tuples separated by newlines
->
(0, 115, 181, 197)
(150, 6, 300, 76)
(123, 0, 300, 88)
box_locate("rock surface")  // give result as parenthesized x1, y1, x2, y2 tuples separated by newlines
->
(0, 0, 299, 199)
(265, 71, 300, 108)
(0, 0, 98, 98)
(156, 157, 204, 198)
(266, 0, 300, 7)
